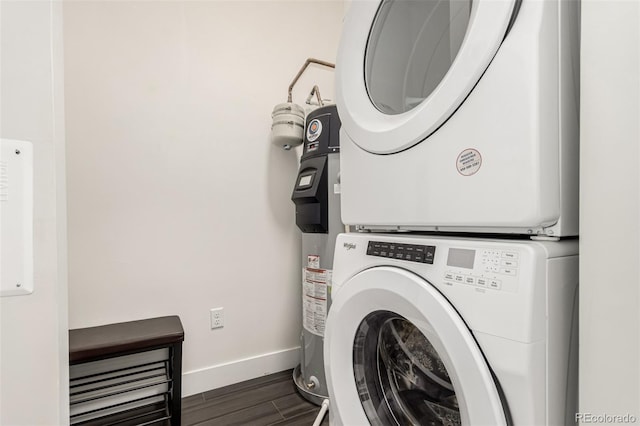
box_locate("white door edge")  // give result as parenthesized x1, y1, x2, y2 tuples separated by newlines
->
(325, 266, 508, 425)
(337, 0, 517, 154)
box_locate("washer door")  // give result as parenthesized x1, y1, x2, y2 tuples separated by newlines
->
(325, 267, 508, 425)
(337, 0, 517, 154)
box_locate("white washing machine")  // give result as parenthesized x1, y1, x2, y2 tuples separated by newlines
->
(336, 0, 580, 237)
(325, 233, 578, 425)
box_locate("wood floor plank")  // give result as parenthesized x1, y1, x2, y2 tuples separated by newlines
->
(193, 401, 284, 426)
(267, 408, 330, 426)
(272, 392, 318, 419)
(182, 379, 297, 425)
(183, 393, 205, 410)
(180, 369, 325, 426)
(202, 370, 292, 401)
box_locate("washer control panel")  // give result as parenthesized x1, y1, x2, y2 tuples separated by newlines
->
(444, 248, 520, 292)
(367, 241, 435, 264)
(480, 249, 519, 275)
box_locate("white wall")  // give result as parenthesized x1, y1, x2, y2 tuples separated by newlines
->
(0, 0, 69, 424)
(580, 1, 640, 421)
(64, 0, 344, 395)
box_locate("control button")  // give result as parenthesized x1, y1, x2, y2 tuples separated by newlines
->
(501, 260, 518, 268)
(424, 246, 436, 264)
(476, 277, 488, 286)
(444, 272, 454, 280)
(454, 274, 464, 283)
(489, 279, 501, 290)
(500, 268, 517, 276)
(502, 251, 518, 259)
(366, 241, 436, 265)
(485, 265, 499, 273)
(465, 276, 476, 285)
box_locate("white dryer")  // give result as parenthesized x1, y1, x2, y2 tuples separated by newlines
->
(325, 233, 578, 425)
(337, 0, 580, 237)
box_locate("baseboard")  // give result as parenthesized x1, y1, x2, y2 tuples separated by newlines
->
(181, 346, 301, 397)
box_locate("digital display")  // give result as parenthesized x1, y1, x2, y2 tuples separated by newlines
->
(447, 248, 475, 269)
(298, 175, 313, 187)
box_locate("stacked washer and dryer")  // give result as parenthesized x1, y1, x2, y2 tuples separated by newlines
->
(324, 0, 580, 425)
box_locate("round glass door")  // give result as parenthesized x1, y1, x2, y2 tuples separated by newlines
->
(324, 266, 508, 425)
(353, 311, 461, 426)
(336, 0, 517, 154)
(366, 0, 472, 115)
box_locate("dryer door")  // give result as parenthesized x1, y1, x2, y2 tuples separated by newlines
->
(325, 267, 509, 425)
(337, 0, 518, 154)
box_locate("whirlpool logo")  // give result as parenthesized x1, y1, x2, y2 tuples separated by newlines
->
(343, 242, 357, 251)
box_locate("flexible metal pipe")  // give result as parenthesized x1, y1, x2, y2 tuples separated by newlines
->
(287, 58, 335, 103)
(306, 85, 324, 106)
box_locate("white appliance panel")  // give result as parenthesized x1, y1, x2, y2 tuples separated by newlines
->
(326, 233, 579, 426)
(1, 139, 34, 297)
(336, 0, 579, 236)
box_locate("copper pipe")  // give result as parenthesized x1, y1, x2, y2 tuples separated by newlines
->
(305, 85, 324, 106)
(287, 58, 335, 103)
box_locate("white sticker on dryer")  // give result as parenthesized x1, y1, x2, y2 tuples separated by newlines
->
(456, 148, 482, 176)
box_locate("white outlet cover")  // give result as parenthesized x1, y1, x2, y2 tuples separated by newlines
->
(1, 139, 34, 297)
(210, 308, 224, 329)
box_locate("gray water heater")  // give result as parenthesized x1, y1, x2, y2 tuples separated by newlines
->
(291, 104, 342, 405)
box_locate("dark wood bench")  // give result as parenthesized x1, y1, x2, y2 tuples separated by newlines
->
(69, 316, 184, 426)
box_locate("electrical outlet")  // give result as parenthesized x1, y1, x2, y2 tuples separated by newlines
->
(210, 307, 224, 329)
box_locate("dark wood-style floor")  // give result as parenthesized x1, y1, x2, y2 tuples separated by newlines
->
(181, 369, 330, 426)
